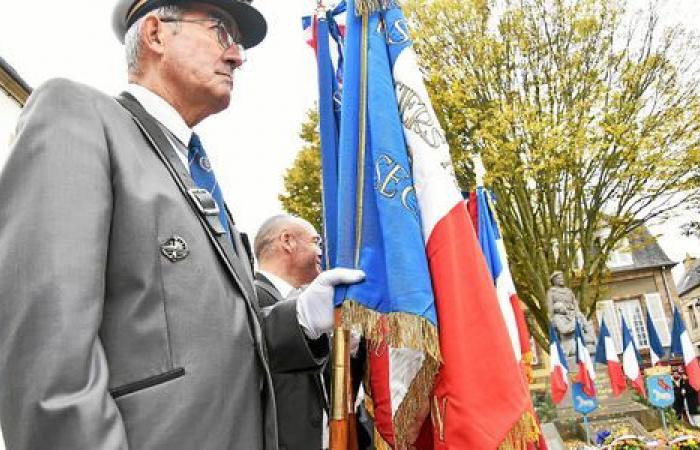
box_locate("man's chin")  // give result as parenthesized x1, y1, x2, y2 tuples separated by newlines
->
(209, 92, 231, 115)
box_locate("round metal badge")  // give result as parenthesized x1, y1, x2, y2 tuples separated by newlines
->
(161, 235, 190, 262)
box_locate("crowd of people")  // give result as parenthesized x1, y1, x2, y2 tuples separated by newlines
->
(673, 367, 700, 424)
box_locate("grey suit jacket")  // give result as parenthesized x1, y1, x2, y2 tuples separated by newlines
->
(255, 274, 329, 450)
(0, 79, 316, 450)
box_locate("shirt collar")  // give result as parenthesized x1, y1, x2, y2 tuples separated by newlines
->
(126, 83, 192, 146)
(258, 270, 296, 299)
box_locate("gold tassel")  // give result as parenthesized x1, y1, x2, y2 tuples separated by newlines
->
(374, 429, 394, 450)
(497, 411, 541, 450)
(341, 300, 441, 362)
(521, 351, 534, 384)
(393, 356, 440, 448)
(354, 0, 400, 16)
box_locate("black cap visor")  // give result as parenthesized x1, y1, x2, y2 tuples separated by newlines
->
(127, 0, 266, 49)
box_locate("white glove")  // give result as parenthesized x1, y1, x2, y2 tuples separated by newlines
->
(297, 268, 365, 339)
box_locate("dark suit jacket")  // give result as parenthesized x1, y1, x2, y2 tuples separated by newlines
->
(0, 79, 319, 450)
(255, 273, 329, 450)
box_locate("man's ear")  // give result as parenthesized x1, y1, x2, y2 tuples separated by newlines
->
(141, 14, 167, 56)
(280, 230, 295, 254)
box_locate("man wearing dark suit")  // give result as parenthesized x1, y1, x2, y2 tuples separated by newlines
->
(0, 1, 363, 449)
(254, 215, 329, 450)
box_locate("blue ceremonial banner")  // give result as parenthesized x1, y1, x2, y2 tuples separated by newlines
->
(331, 0, 437, 332)
(474, 187, 503, 281)
(646, 367, 674, 408)
(316, 6, 343, 269)
(646, 309, 666, 365)
(572, 382, 599, 414)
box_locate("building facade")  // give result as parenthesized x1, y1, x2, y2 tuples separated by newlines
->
(530, 226, 679, 391)
(676, 256, 700, 352)
(592, 226, 677, 359)
(0, 56, 30, 171)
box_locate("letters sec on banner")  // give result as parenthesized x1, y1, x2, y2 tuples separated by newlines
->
(383, 17, 410, 45)
(396, 81, 447, 150)
(646, 366, 674, 408)
(571, 382, 598, 415)
(374, 153, 418, 220)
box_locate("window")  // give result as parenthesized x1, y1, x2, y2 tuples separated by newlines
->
(617, 299, 649, 349)
(597, 298, 649, 352)
(607, 238, 634, 268)
(688, 305, 699, 330)
(645, 293, 671, 346)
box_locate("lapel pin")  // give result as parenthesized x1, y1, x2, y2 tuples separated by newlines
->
(161, 235, 189, 262)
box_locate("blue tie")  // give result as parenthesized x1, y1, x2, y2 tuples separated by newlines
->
(188, 133, 229, 235)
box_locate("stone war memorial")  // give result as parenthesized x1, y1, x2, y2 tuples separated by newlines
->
(545, 271, 658, 446)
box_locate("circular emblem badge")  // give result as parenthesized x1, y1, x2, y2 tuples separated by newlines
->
(161, 235, 190, 262)
(199, 156, 212, 172)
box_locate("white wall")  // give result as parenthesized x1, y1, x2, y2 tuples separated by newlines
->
(0, 88, 22, 173)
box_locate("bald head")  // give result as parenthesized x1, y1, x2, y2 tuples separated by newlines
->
(254, 214, 297, 260)
(254, 214, 322, 287)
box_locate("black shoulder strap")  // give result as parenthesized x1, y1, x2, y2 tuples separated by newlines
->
(114, 92, 257, 307)
(238, 230, 255, 274)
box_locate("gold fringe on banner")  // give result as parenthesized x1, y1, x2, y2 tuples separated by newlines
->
(354, 0, 400, 16)
(393, 356, 440, 449)
(341, 300, 441, 362)
(497, 411, 540, 450)
(521, 351, 534, 384)
(374, 429, 394, 450)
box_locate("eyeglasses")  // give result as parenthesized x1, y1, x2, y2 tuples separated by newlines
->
(160, 17, 243, 53)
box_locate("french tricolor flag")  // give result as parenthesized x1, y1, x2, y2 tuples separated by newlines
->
(671, 308, 700, 391)
(467, 187, 525, 363)
(646, 309, 665, 366)
(549, 324, 569, 404)
(621, 317, 646, 397)
(301, 15, 317, 52)
(574, 321, 596, 397)
(594, 318, 626, 397)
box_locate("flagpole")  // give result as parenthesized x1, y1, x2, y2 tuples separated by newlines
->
(660, 407, 669, 438)
(330, 308, 349, 450)
(332, 5, 368, 447)
(583, 414, 591, 445)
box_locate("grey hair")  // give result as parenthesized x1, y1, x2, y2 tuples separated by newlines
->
(254, 214, 302, 261)
(125, 5, 184, 75)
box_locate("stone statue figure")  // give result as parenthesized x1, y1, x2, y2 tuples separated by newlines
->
(546, 271, 596, 356)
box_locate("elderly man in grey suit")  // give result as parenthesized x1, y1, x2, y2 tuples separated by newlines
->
(254, 215, 329, 450)
(0, 1, 363, 449)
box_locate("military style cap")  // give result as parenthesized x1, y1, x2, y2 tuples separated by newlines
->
(112, 0, 267, 49)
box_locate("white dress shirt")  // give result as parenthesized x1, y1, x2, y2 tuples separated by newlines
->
(258, 270, 296, 300)
(126, 83, 191, 169)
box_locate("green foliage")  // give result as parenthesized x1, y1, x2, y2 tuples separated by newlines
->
(279, 108, 323, 231)
(531, 391, 557, 423)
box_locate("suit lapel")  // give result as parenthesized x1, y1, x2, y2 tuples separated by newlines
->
(115, 92, 256, 304)
(254, 273, 284, 305)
